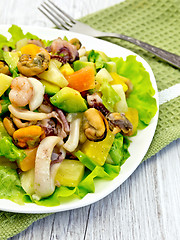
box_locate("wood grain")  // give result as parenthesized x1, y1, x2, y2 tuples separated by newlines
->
(0, 0, 179, 239)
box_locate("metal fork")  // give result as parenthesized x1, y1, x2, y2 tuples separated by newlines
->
(38, 0, 180, 69)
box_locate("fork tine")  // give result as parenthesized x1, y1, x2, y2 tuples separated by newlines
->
(43, 2, 72, 28)
(45, 1, 72, 26)
(39, 4, 70, 30)
(48, 0, 76, 23)
(38, 6, 63, 30)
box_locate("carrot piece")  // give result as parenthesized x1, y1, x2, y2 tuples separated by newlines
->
(18, 147, 38, 171)
(66, 66, 95, 92)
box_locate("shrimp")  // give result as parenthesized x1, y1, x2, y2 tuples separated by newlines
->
(9, 77, 33, 107)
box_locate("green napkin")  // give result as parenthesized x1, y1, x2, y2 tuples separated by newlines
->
(0, 0, 180, 239)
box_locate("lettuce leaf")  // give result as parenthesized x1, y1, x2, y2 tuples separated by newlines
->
(0, 49, 4, 60)
(111, 55, 157, 128)
(0, 121, 26, 161)
(0, 97, 10, 116)
(75, 151, 98, 171)
(87, 50, 106, 69)
(0, 25, 50, 50)
(75, 151, 120, 198)
(0, 34, 9, 50)
(0, 166, 25, 204)
(76, 166, 108, 198)
(34, 186, 77, 207)
(109, 133, 130, 165)
(7, 25, 39, 49)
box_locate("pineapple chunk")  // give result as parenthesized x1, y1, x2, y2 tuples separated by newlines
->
(55, 160, 85, 187)
(95, 68, 113, 84)
(38, 59, 68, 88)
(81, 130, 115, 166)
(60, 63, 74, 76)
(0, 73, 13, 97)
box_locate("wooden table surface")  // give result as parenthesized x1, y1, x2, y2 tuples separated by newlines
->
(0, 0, 180, 239)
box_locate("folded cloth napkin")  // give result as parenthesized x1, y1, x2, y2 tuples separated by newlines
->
(0, 0, 180, 239)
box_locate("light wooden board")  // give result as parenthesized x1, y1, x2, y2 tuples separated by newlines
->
(0, 0, 179, 239)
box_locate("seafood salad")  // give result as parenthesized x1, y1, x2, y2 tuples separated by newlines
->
(0, 25, 157, 206)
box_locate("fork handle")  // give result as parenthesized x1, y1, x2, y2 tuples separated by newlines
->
(98, 32, 180, 68)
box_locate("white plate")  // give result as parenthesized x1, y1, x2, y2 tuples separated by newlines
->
(0, 25, 159, 213)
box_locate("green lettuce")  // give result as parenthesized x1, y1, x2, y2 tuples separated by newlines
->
(0, 97, 11, 116)
(109, 133, 130, 165)
(0, 166, 26, 204)
(111, 55, 157, 128)
(34, 186, 77, 207)
(0, 121, 26, 161)
(0, 49, 4, 60)
(7, 25, 39, 49)
(75, 151, 98, 171)
(87, 50, 106, 69)
(0, 34, 9, 50)
(75, 151, 120, 198)
(0, 25, 50, 50)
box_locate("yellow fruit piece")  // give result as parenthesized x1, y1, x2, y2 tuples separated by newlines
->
(125, 107, 139, 136)
(0, 73, 13, 97)
(18, 147, 38, 171)
(81, 130, 115, 166)
(60, 63, 74, 76)
(110, 72, 128, 92)
(38, 60, 68, 88)
(55, 160, 85, 187)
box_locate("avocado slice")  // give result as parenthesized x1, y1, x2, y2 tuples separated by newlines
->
(40, 79, 60, 96)
(3, 51, 20, 77)
(3, 51, 20, 72)
(50, 87, 87, 113)
(73, 60, 96, 74)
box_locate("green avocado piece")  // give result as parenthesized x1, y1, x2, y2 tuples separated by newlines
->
(73, 60, 96, 74)
(3, 51, 20, 73)
(50, 87, 87, 113)
(40, 79, 60, 96)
